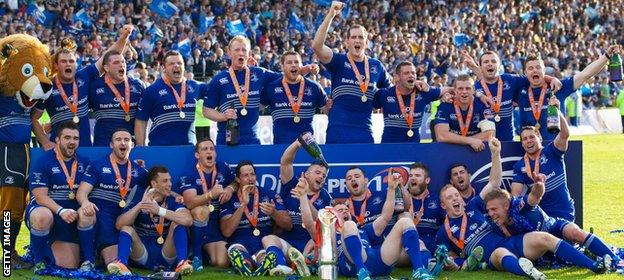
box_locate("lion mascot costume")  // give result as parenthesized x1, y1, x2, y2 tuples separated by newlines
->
(0, 34, 53, 268)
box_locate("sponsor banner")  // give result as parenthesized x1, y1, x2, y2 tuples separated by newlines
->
(30, 141, 583, 226)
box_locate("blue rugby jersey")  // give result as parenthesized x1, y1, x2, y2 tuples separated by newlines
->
(435, 99, 493, 137)
(374, 86, 441, 143)
(204, 67, 281, 144)
(474, 73, 529, 141)
(512, 142, 574, 221)
(0, 95, 33, 144)
(136, 78, 206, 145)
(323, 52, 391, 143)
(517, 77, 574, 141)
(410, 191, 445, 237)
(29, 149, 90, 209)
(89, 76, 144, 146)
(260, 76, 327, 144)
(177, 161, 234, 221)
(36, 65, 99, 146)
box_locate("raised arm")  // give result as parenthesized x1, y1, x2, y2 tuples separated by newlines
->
(551, 96, 570, 152)
(95, 24, 133, 73)
(479, 138, 502, 199)
(312, 1, 343, 64)
(573, 45, 621, 89)
(279, 140, 300, 183)
(527, 173, 546, 207)
(372, 169, 398, 235)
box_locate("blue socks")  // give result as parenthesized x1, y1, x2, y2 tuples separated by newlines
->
(554, 240, 598, 271)
(584, 233, 619, 261)
(501, 255, 527, 276)
(266, 246, 287, 266)
(78, 224, 95, 263)
(344, 235, 365, 271)
(30, 228, 50, 264)
(402, 228, 424, 269)
(117, 231, 132, 265)
(191, 220, 207, 260)
(173, 226, 188, 264)
(420, 249, 432, 263)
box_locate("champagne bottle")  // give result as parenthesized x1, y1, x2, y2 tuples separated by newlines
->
(394, 185, 404, 212)
(225, 106, 240, 146)
(609, 53, 623, 82)
(146, 271, 181, 280)
(546, 93, 560, 134)
(297, 131, 329, 168)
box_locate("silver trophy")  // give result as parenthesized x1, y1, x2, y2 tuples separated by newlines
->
(317, 208, 338, 280)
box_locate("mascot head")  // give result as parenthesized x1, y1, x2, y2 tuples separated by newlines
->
(0, 34, 52, 108)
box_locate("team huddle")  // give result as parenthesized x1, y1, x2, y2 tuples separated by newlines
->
(0, 0, 622, 279)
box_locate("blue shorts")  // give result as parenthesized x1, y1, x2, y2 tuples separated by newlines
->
(285, 237, 310, 253)
(498, 234, 526, 259)
(338, 247, 394, 277)
(362, 223, 383, 248)
(544, 218, 571, 239)
(204, 216, 225, 243)
(326, 125, 373, 144)
(229, 239, 263, 255)
(129, 236, 176, 271)
(25, 202, 78, 244)
(95, 211, 120, 251)
(420, 234, 437, 253)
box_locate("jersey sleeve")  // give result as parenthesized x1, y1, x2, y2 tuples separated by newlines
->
(135, 86, 153, 121)
(204, 77, 221, 109)
(556, 77, 575, 100)
(81, 161, 99, 186)
(434, 103, 451, 125)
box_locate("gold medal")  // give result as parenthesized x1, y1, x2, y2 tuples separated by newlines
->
(293, 115, 300, 123)
(68, 192, 75, 200)
(124, 114, 131, 122)
(157, 236, 164, 244)
(119, 200, 126, 208)
(407, 129, 414, 137)
(72, 115, 79, 123)
(535, 123, 541, 130)
(361, 95, 367, 103)
(240, 108, 248, 116)
(179, 111, 185, 119)
(494, 114, 501, 122)
(207, 204, 215, 212)
(253, 228, 260, 236)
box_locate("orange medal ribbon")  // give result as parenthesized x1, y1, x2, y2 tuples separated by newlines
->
(527, 84, 548, 124)
(109, 154, 132, 201)
(453, 101, 474, 136)
(347, 55, 370, 94)
(480, 77, 503, 113)
(196, 163, 217, 195)
(149, 194, 167, 238)
(237, 186, 260, 228)
(395, 86, 417, 130)
(228, 67, 251, 111)
(162, 76, 187, 113)
(444, 213, 468, 250)
(54, 146, 78, 192)
(410, 189, 429, 225)
(348, 190, 371, 226)
(54, 76, 79, 117)
(104, 75, 131, 116)
(523, 149, 542, 182)
(282, 77, 305, 117)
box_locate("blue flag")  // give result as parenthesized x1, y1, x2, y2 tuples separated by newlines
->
(226, 20, 246, 36)
(73, 8, 92, 28)
(250, 14, 261, 32)
(175, 38, 191, 58)
(198, 16, 214, 34)
(288, 12, 307, 34)
(149, 0, 178, 18)
(313, 0, 332, 7)
(453, 33, 470, 47)
(27, 4, 55, 27)
(313, 0, 349, 17)
(478, 0, 488, 14)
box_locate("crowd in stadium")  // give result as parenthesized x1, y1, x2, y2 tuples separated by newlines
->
(0, 0, 623, 279)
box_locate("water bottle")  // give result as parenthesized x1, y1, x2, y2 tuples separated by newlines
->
(297, 131, 329, 168)
(609, 53, 623, 82)
(546, 93, 560, 134)
(146, 271, 181, 280)
(225, 106, 240, 146)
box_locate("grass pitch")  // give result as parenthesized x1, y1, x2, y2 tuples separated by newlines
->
(7, 134, 624, 279)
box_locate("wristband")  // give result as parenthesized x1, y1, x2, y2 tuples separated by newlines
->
(158, 207, 167, 217)
(56, 207, 64, 216)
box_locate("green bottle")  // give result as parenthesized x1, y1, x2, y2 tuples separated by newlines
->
(546, 94, 560, 134)
(609, 53, 623, 82)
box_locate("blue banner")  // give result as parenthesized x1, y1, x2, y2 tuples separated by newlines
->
(175, 38, 191, 58)
(198, 16, 214, 34)
(149, 0, 178, 18)
(288, 12, 307, 33)
(27, 3, 55, 27)
(30, 141, 584, 227)
(226, 20, 246, 36)
(313, 0, 332, 7)
(73, 8, 92, 28)
(453, 33, 470, 47)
